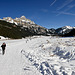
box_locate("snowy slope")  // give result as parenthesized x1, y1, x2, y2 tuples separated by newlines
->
(0, 36, 75, 75)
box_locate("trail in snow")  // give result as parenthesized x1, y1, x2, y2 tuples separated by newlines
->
(0, 39, 41, 75)
(0, 36, 75, 75)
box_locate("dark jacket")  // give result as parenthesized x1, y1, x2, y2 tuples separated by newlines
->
(1, 43, 6, 50)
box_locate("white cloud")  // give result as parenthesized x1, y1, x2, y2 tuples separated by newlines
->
(51, 0, 75, 16)
(56, 11, 75, 16)
(67, 4, 75, 9)
(55, 0, 75, 16)
(57, 0, 74, 10)
(50, 0, 57, 6)
(64, 4, 75, 12)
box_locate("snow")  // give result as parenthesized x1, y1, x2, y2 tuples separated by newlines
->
(0, 36, 75, 75)
(9, 20, 14, 23)
(58, 26, 74, 34)
(21, 16, 26, 19)
(14, 22, 18, 25)
(1, 16, 35, 26)
(22, 20, 26, 22)
(62, 26, 73, 29)
(0, 36, 8, 40)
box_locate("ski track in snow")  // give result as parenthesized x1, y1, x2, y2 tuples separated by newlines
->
(0, 36, 75, 75)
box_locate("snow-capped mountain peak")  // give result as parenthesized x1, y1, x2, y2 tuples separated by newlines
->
(55, 25, 75, 35)
(2, 16, 35, 25)
(3, 17, 14, 24)
(62, 26, 73, 29)
(20, 16, 26, 19)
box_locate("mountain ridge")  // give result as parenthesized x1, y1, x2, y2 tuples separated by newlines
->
(49, 25, 75, 36)
(0, 16, 75, 38)
(0, 16, 48, 39)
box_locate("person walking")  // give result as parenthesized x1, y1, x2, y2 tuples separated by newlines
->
(1, 42, 6, 55)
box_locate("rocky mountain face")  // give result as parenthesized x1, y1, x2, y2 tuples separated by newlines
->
(0, 16, 75, 38)
(63, 29, 75, 37)
(49, 26, 75, 36)
(55, 26, 74, 35)
(0, 20, 34, 39)
(3, 16, 35, 25)
(0, 16, 49, 39)
(1, 16, 48, 35)
(48, 28, 56, 34)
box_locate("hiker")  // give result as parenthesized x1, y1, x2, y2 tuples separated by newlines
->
(1, 42, 6, 55)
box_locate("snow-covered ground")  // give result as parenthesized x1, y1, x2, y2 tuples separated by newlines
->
(0, 36, 75, 75)
(0, 36, 8, 40)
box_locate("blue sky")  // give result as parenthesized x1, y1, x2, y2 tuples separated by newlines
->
(0, 0, 75, 29)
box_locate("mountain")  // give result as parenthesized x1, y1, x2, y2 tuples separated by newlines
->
(2, 16, 48, 35)
(0, 20, 33, 39)
(2, 16, 35, 25)
(55, 26, 74, 35)
(48, 28, 56, 34)
(49, 26, 75, 36)
(62, 29, 75, 37)
(55, 26, 75, 36)
(0, 16, 49, 39)
(0, 16, 75, 38)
